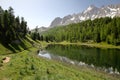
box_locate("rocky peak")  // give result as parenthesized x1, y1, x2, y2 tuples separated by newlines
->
(49, 4, 120, 27)
(50, 17, 62, 27)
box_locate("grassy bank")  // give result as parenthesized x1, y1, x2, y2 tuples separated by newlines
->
(0, 36, 34, 55)
(0, 47, 119, 80)
(0, 40, 120, 80)
(51, 41, 120, 49)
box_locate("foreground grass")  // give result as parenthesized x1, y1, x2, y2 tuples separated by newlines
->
(0, 47, 119, 80)
(0, 39, 120, 80)
(0, 43, 13, 54)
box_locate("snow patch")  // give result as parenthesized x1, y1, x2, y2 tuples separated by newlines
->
(111, 12, 117, 15)
(108, 7, 117, 11)
(104, 10, 107, 13)
(84, 6, 93, 13)
(106, 14, 111, 17)
(117, 8, 120, 10)
(70, 17, 75, 20)
(111, 14, 116, 18)
(87, 6, 93, 11)
(92, 15, 95, 18)
(80, 16, 85, 20)
(86, 16, 90, 19)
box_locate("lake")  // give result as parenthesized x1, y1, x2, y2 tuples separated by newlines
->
(39, 44, 120, 74)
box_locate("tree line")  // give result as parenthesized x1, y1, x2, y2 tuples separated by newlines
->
(30, 26, 44, 41)
(43, 17, 120, 45)
(0, 6, 28, 45)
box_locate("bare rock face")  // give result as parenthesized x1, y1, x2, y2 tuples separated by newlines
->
(50, 17, 62, 27)
(50, 4, 120, 27)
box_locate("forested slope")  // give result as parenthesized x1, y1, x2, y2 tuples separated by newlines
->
(43, 17, 120, 45)
(0, 6, 28, 45)
(0, 6, 32, 54)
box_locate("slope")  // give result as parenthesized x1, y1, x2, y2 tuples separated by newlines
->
(0, 46, 119, 80)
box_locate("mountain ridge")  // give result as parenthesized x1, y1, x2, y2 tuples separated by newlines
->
(49, 4, 120, 27)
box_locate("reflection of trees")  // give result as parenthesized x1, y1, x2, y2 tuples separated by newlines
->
(46, 44, 120, 72)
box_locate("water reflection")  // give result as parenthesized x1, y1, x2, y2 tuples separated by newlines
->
(38, 51, 51, 59)
(38, 49, 120, 75)
(45, 44, 120, 73)
(38, 50, 75, 65)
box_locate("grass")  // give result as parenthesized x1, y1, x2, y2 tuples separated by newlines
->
(35, 40, 49, 49)
(52, 41, 120, 49)
(0, 39, 120, 80)
(0, 45, 120, 80)
(0, 43, 13, 54)
(0, 47, 119, 80)
(0, 35, 35, 55)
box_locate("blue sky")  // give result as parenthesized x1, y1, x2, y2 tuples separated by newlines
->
(0, 0, 120, 29)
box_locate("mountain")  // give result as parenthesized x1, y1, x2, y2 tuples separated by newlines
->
(31, 26, 48, 33)
(50, 4, 120, 27)
(50, 17, 62, 28)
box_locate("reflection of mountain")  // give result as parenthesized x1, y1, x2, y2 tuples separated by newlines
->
(46, 44, 120, 72)
(38, 50, 75, 64)
(50, 4, 120, 27)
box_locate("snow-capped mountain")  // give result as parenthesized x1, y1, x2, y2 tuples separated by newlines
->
(50, 4, 120, 27)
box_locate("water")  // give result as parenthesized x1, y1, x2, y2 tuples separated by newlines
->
(38, 50, 76, 64)
(38, 44, 120, 74)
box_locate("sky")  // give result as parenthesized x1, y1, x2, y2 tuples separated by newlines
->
(0, 0, 120, 29)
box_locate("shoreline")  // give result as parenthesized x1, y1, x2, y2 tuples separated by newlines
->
(0, 42, 120, 79)
(49, 41, 120, 49)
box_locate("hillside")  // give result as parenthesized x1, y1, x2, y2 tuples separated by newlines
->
(0, 44, 120, 80)
(0, 5, 120, 80)
(43, 17, 120, 46)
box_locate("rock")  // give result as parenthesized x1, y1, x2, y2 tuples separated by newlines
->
(2, 57, 10, 63)
(78, 61, 86, 66)
(91, 64, 94, 68)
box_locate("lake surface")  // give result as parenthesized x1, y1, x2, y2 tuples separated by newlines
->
(39, 44, 120, 73)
